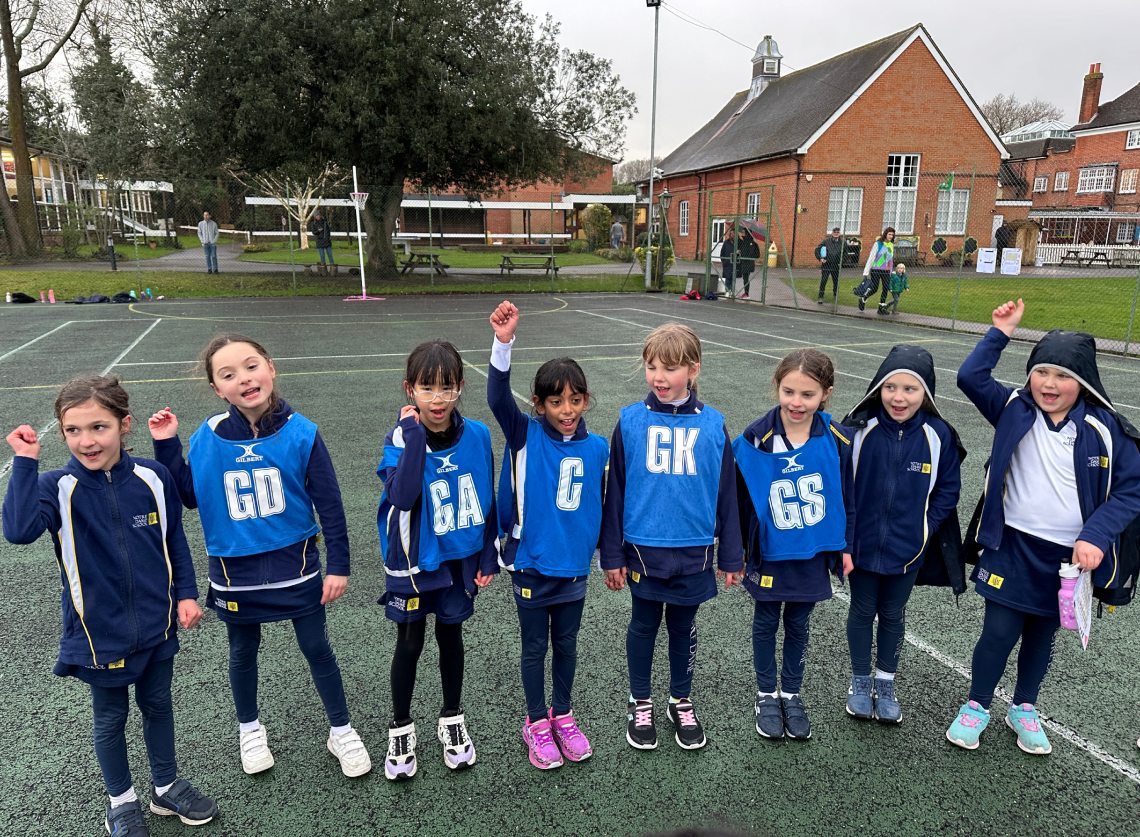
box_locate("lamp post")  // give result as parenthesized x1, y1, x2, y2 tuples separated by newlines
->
(653, 188, 672, 289)
(644, 0, 661, 290)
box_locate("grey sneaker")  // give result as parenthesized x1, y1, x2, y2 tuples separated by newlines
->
(846, 675, 874, 720)
(874, 677, 902, 724)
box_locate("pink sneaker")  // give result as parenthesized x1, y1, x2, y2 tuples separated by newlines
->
(549, 709, 593, 762)
(1058, 575, 1078, 630)
(522, 716, 563, 770)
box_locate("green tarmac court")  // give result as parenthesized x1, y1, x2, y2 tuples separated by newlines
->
(1, 293, 1137, 836)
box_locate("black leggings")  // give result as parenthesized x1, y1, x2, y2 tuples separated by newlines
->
(390, 619, 464, 724)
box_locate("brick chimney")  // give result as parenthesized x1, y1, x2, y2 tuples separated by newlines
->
(1079, 63, 1103, 124)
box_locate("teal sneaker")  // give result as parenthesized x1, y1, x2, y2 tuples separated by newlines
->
(946, 700, 990, 750)
(1005, 703, 1052, 755)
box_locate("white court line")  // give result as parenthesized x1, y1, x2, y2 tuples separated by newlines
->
(1, 319, 163, 482)
(461, 360, 530, 406)
(0, 322, 72, 362)
(831, 589, 1140, 786)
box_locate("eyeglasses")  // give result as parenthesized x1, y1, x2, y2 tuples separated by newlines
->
(412, 386, 462, 402)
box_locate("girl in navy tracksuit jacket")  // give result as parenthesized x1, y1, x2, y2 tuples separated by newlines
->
(947, 300, 1140, 756)
(149, 334, 371, 780)
(377, 339, 499, 782)
(600, 322, 744, 753)
(841, 345, 963, 725)
(487, 300, 608, 770)
(4, 375, 217, 835)
(735, 349, 854, 742)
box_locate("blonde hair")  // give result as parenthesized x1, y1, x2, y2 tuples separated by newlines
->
(642, 323, 701, 369)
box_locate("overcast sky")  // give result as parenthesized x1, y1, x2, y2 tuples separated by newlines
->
(520, 0, 1140, 162)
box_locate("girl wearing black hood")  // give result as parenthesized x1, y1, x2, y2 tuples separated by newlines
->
(947, 299, 1140, 756)
(841, 346, 964, 726)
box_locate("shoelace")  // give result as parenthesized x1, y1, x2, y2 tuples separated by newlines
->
(388, 732, 412, 759)
(634, 705, 653, 727)
(530, 721, 556, 748)
(443, 721, 469, 748)
(676, 707, 698, 727)
(554, 715, 586, 743)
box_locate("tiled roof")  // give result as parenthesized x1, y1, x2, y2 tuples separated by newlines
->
(1004, 137, 1075, 160)
(1073, 81, 1140, 131)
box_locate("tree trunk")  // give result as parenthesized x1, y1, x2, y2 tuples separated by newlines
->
(0, 183, 28, 256)
(0, 0, 40, 254)
(363, 187, 402, 275)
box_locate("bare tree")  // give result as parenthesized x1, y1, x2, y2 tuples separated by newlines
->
(0, 0, 94, 255)
(613, 157, 659, 185)
(981, 93, 1066, 136)
(226, 162, 348, 249)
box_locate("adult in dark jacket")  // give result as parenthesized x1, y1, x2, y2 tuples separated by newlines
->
(718, 229, 736, 298)
(816, 227, 844, 303)
(308, 211, 334, 273)
(736, 229, 760, 300)
(841, 345, 964, 723)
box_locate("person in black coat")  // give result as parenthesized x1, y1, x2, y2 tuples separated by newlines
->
(816, 227, 844, 303)
(736, 229, 760, 300)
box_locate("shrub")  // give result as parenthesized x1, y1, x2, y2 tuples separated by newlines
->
(242, 243, 268, 253)
(634, 244, 675, 273)
(567, 239, 590, 254)
(596, 246, 634, 262)
(580, 203, 613, 251)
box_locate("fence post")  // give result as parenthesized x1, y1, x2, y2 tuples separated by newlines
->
(1124, 265, 1140, 356)
(286, 183, 297, 295)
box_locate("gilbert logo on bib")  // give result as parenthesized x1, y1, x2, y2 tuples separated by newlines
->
(235, 442, 264, 463)
(781, 454, 804, 474)
(435, 453, 459, 474)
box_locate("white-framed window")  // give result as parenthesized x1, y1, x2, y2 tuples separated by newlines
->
(746, 192, 761, 216)
(827, 187, 862, 234)
(678, 200, 689, 236)
(1119, 169, 1138, 194)
(883, 153, 919, 233)
(118, 191, 130, 210)
(711, 218, 726, 243)
(1033, 176, 1048, 192)
(1054, 171, 1069, 191)
(1077, 165, 1116, 193)
(763, 59, 778, 74)
(935, 188, 970, 235)
(1127, 129, 1140, 150)
(1116, 222, 1135, 244)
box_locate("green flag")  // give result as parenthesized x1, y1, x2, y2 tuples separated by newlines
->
(938, 172, 955, 191)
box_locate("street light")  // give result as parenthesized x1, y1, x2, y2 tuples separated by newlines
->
(643, 0, 661, 289)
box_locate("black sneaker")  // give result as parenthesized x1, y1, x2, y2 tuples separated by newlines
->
(149, 779, 218, 826)
(754, 692, 784, 739)
(858, 297, 866, 311)
(782, 695, 812, 740)
(626, 697, 658, 750)
(105, 800, 150, 836)
(667, 698, 707, 750)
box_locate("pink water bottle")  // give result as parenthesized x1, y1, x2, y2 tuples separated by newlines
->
(48, 288, 55, 304)
(39, 290, 46, 303)
(1058, 564, 1079, 631)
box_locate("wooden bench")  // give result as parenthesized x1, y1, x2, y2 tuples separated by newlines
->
(1060, 249, 1110, 268)
(893, 235, 927, 265)
(499, 255, 559, 277)
(400, 252, 449, 276)
(1111, 249, 1140, 269)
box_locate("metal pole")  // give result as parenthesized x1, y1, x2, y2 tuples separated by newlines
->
(644, 3, 660, 290)
(352, 166, 367, 296)
(427, 188, 434, 288)
(286, 182, 297, 294)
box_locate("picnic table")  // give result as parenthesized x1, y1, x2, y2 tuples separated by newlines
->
(1111, 248, 1140, 269)
(499, 254, 559, 277)
(1059, 248, 1110, 268)
(400, 252, 449, 276)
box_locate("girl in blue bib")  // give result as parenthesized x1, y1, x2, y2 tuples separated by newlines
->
(487, 300, 608, 771)
(149, 335, 371, 780)
(600, 323, 744, 752)
(735, 349, 854, 741)
(377, 339, 499, 781)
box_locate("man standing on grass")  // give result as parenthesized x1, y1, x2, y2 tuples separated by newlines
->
(309, 210, 335, 274)
(610, 217, 625, 250)
(198, 210, 219, 274)
(817, 226, 844, 304)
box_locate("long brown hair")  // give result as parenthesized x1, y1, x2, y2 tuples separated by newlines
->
(199, 334, 280, 416)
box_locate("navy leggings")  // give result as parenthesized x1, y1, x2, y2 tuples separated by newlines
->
(752, 600, 814, 694)
(846, 568, 919, 676)
(90, 655, 177, 796)
(390, 618, 465, 724)
(226, 608, 350, 727)
(969, 599, 1059, 709)
(517, 598, 585, 720)
(627, 596, 699, 700)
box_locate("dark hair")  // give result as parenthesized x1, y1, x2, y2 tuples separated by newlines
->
(879, 226, 896, 242)
(54, 374, 131, 425)
(405, 340, 463, 390)
(772, 349, 836, 408)
(533, 357, 590, 404)
(200, 334, 280, 416)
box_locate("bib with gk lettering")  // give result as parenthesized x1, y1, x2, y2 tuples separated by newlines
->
(733, 412, 847, 561)
(505, 421, 608, 577)
(189, 412, 320, 557)
(619, 402, 724, 547)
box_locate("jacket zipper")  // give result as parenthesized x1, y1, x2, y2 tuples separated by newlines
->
(876, 429, 905, 570)
(105, 469, 139, 657)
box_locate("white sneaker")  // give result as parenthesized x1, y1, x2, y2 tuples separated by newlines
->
(437, 712, 477, 770)
(327, 727, 372, 777)
(385, 722, 418, 781)
(239, 725, 275, 774)
(724, 291, 735, 299)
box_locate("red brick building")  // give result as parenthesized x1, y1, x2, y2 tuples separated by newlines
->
(1005, 65, 1140, 258)
(654, 25, 1007, 267)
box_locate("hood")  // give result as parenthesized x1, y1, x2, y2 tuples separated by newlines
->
(843, 345, 939, 427)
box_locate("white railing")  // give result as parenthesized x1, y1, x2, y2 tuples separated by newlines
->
(1036, 243, 1140, 265)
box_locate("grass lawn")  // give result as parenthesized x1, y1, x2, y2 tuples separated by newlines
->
(44, 234, 203, 262)
(237, 242, 618, 269)
(0, 268, 659, 299)
(789, 273, 1140, 342)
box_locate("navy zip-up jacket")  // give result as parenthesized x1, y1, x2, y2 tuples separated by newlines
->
(153, 399, 350, 586)
(960, 327, 1140, 590)
(377, 410, 500, 596)
(599, 391, 743, 577)
(851, 408, 961, 575)
(3, 451, 198, 667)
(736, 408, 856, 568)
